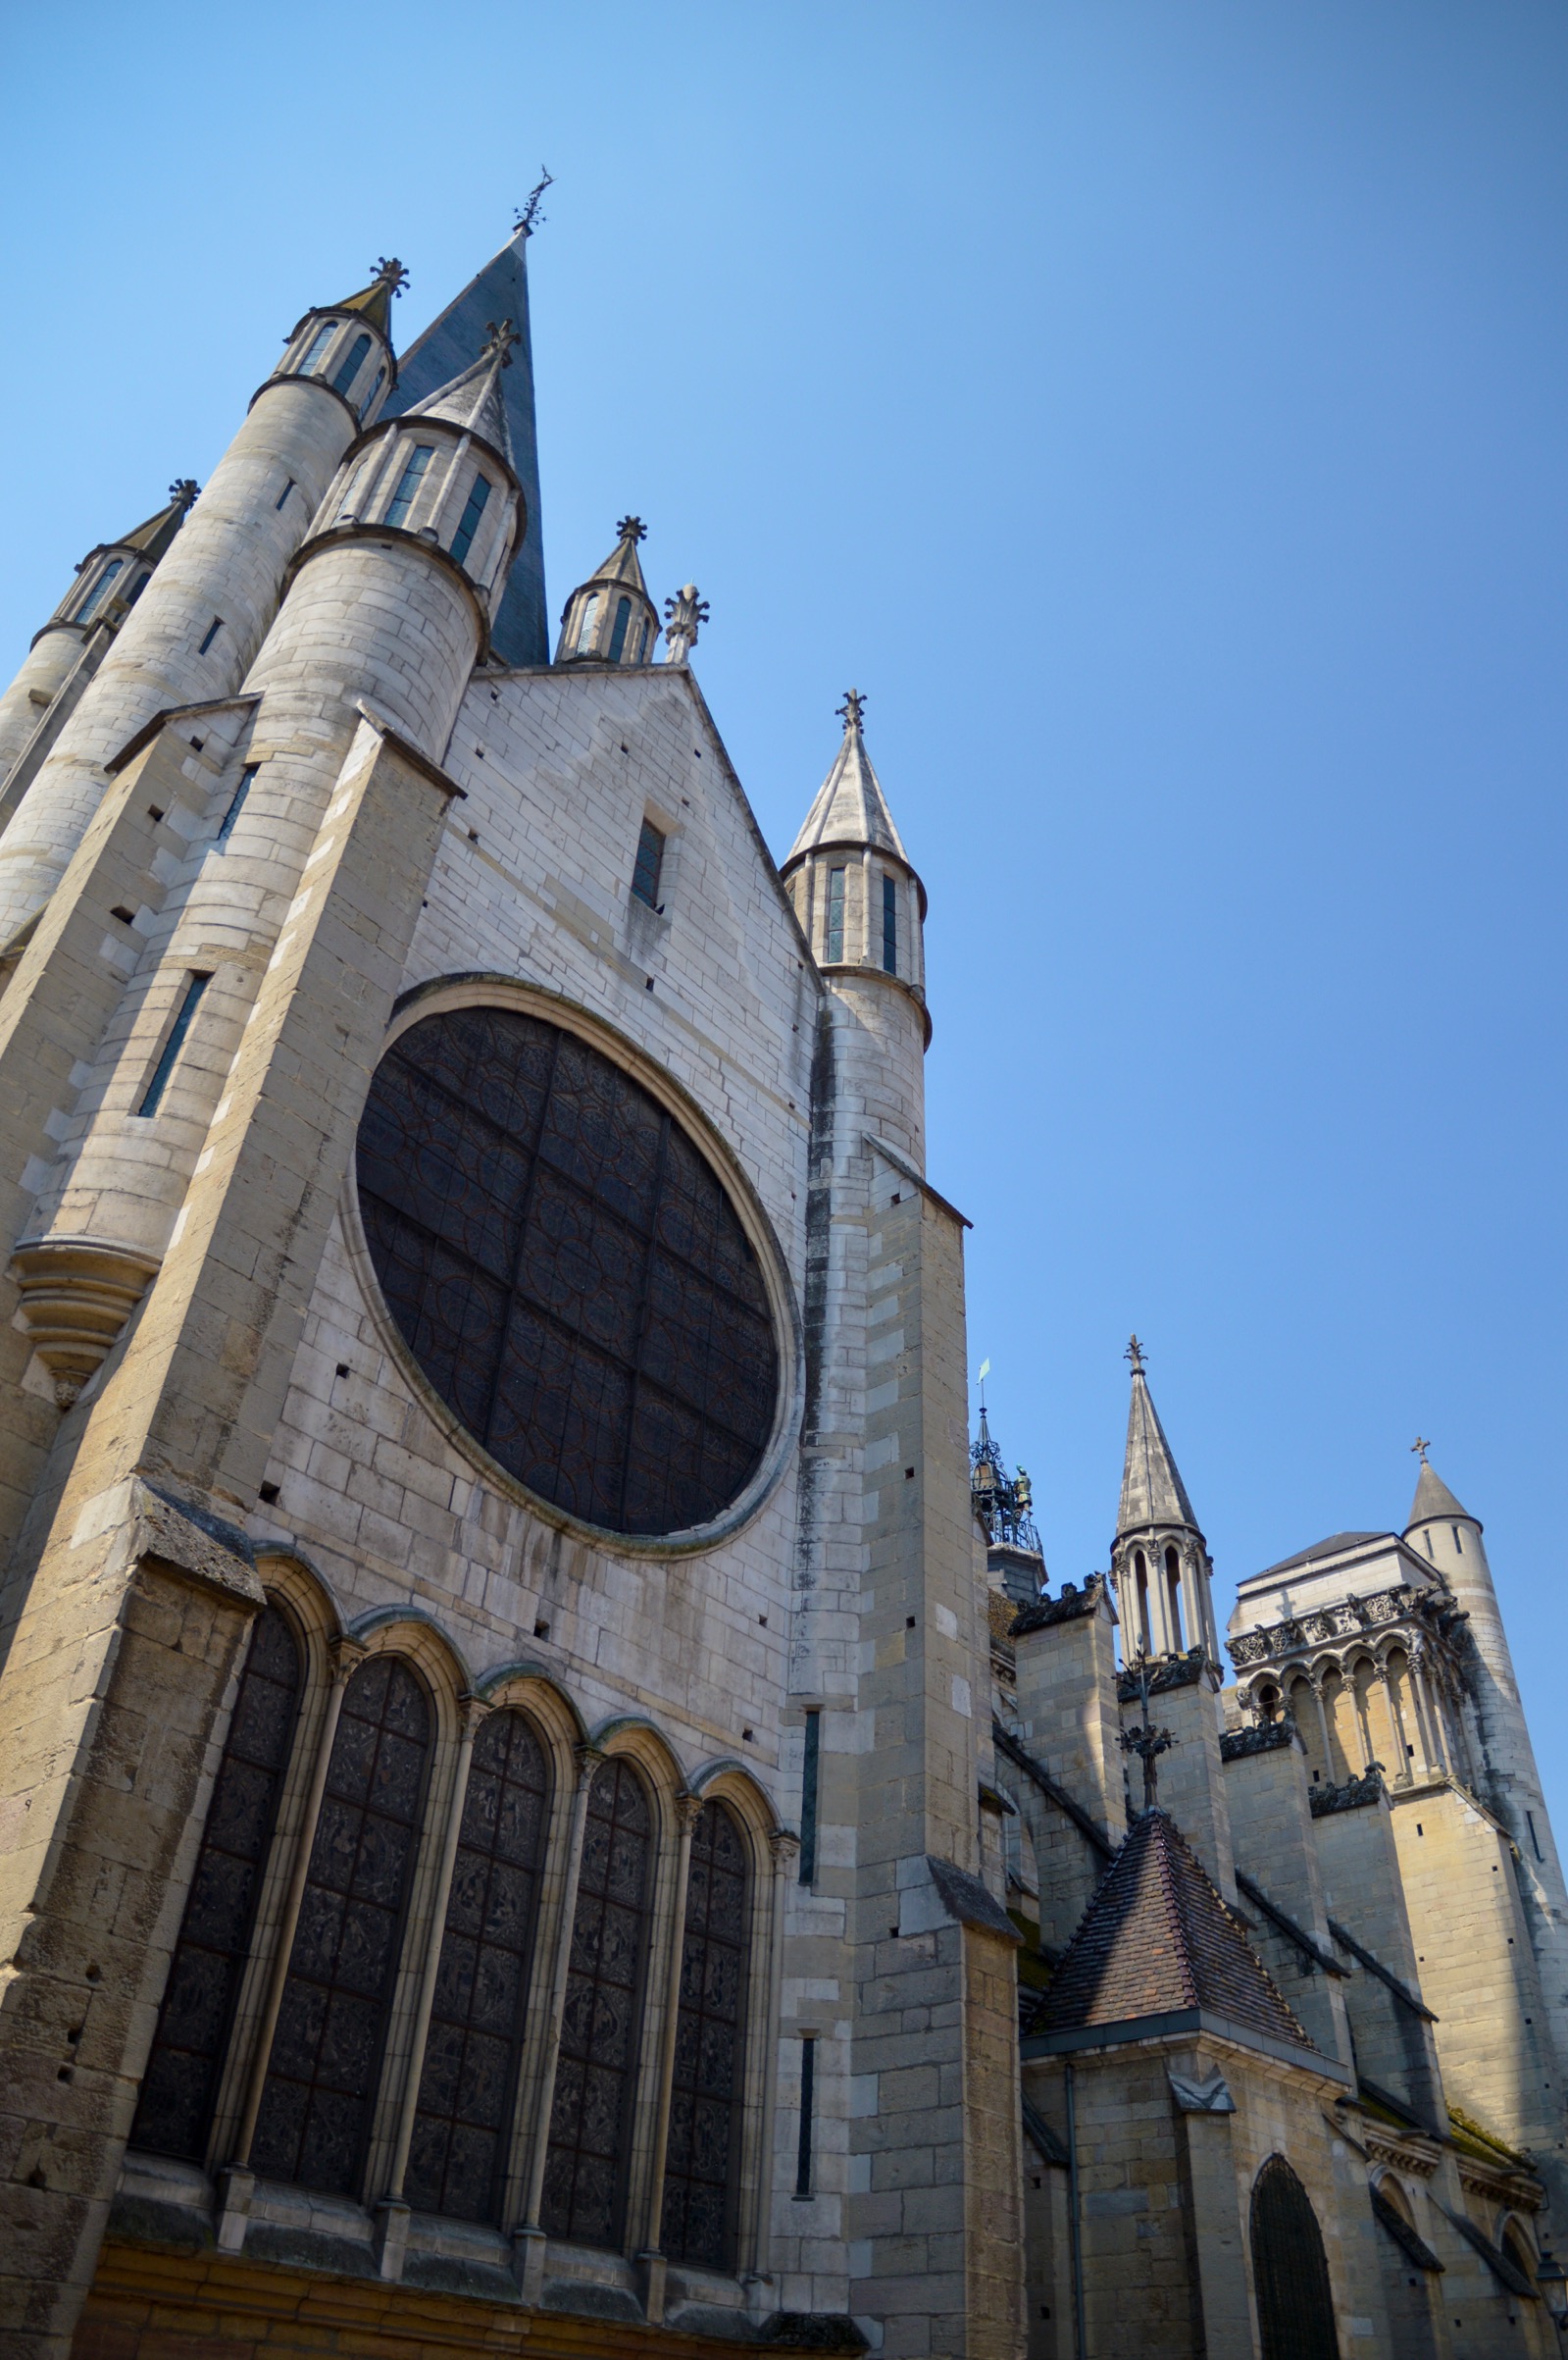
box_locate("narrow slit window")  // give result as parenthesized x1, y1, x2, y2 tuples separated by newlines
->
(799, 1709, 821, 1885)
(298, 323, 335, 375)
(636, 621, 650, 663)
(608, 595, 632, 663)
(1452, 1526, 1463, 1553)
(330, 333, 372, 397)
(882, 874, 898, 975)
(631, 818, 665, 909)
(276, 479, 296, 511)
(76, 557, 123, 622)
(449, 475, 491, 568)
(1528, 1810, 1543, 1862)
(575, 592, 600, 654)
(198, 617, 224, 655)
(795, 2035, 816, 2196)
(383, 445, 434, 530)
(137, 973, 213, 1117)
(217, 764, 258, 848)
(826, 867, 846, 961)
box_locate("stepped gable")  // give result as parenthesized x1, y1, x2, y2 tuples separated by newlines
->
(1038, 1805, 1312, 2049)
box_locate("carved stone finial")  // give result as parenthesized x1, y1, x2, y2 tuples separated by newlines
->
(617, 515, 648, 545)
(836, 688, 866, 734)
(168, 478, 200, 509)
(1126, 1333, 1146, 1375)
(483, 318, 519, 368)
(373, 257, 410, 298)
(662, 584, 709, 663)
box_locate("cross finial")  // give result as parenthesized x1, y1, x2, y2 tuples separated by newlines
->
(836, 688, 866, 734)
(373, 257, 409, 297)
(1126, 1334, 1146, 1375)
(515, 168, 554, 235)
(1411, 1435, 1431, 1462)
(616, 515, 648, 545)
(483, 318, 519, 367)
(1119, 1665, 1176, 1809)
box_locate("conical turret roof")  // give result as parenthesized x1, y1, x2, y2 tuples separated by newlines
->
(405, 323, 518, 469)
(787, 691, 908, 864)
(331, 256, 409, 343)
(1407, 1458, 1476, 1532)
(117, 479, 198, 566)
(1116, 1347, 1200, 1542)
(577, 516, 652, 598)
(389, 223, 547, 666)
(1037, 1806, 1311, 2050)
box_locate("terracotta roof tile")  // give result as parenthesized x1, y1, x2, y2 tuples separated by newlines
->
(1037, 1807, 1312, 2051)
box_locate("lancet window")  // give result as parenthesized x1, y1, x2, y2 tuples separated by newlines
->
(128, 1587, 779, 2282)
(330, 333, 373, 397)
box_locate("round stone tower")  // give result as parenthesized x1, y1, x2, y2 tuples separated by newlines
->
(780, 690, 929, 1168)
(0, 481, 197, 795)
(0, 259, 406, 949)
(13, 326, 525, 1399)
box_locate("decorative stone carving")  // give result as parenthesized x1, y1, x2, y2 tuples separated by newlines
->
(10, 1234, 161, 1406)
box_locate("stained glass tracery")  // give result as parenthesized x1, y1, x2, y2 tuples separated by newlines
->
(663, 1802, 750, 2270)
(356, 1007, 779, 1537)
(252, 1655, 431, 2196)
(540, 1758, 653, 2247)
(405, 1709, 550, 2222)
(132, 1603, 302, 2161)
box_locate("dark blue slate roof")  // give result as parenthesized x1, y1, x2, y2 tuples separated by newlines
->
(387, 229, 548, 667)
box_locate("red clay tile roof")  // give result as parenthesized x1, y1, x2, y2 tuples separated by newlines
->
(1037, 1807, 1313, 2051)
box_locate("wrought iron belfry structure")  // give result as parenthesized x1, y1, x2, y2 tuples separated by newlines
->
(971, 1396, 1044, 1607)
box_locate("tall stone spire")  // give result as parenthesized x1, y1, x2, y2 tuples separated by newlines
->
(1111, 1338, 1219, 1665)
(787, 687, 908, 866)
(387, 222, 547, 666)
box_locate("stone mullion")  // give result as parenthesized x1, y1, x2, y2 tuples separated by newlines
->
(637, 1792, 703, 2323)
(514, 1742, 604, 2303)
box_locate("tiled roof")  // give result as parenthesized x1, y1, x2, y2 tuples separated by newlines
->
(1037, 1807, 1312, 2051)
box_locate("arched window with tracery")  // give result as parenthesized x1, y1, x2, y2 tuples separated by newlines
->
(1250, 2153, 1340, 2360)
(1164, 1544, 1185, 1648)
(541, 1757, 654, 2247)
(251, 1655, 431, 2195)
(405, 1708, 551, 2222)
(132, 1602, 302, 2160)
(663, 1802, 751, 2269)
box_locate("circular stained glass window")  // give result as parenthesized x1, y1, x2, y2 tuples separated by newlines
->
(356, 1006, 780, 1536)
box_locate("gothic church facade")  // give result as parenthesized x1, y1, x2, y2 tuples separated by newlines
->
(0, 225, 1559, 2360)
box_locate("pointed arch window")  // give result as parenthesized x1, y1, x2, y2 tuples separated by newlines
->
(826, 867, 846, 962)
(299, 323, 336, 376)
(384, 445, 435, 531)
(251, 1655, 431, 2196)
(1250, 2154, 1340, 2360)
(1134, 1548, 1150, 1657)
(663, 1802, 751, 2270)
(540, 1757, 653, 2247)
(1164, 1544, 1185, 1649)
(76, 558, 123, 623)
(405, 1709, 550, 2223)
(450, 475, 492, 568)
(608, 595, 632, 662)
(131, 1603, 302, 2161)
(575, 592, 601, 654)
(330, 333, 373, 397)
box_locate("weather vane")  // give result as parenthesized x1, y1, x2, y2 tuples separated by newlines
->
(837, 688, 866, 733)
(1410, 1436, 1431, 1462)
(516, 169, 554, 234)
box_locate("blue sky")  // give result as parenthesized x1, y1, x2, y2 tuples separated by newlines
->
(4, 3, 1565, 1806)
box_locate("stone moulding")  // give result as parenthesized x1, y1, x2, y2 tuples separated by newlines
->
(10, 1233, 162, 1407)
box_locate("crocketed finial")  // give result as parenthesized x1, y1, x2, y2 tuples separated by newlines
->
(617, 515, 648, 545)
(483, 318, 519, 368)
(168, 479, 200, 508)
(1126, 1334, 1146, 1375)
(372, 257, 410, 298)
(836, 688, 867, 734)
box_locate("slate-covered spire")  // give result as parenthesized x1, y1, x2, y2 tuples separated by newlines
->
(387, 222, 547, 666)
(555, 517, 660, 667)
(787, 687, 907, 864)
(1117, 1337, 1200, 1543)
(1112, 1339, 1220, 1665)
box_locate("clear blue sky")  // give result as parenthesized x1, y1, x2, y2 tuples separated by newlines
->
(4, 4, 1565, 1806)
